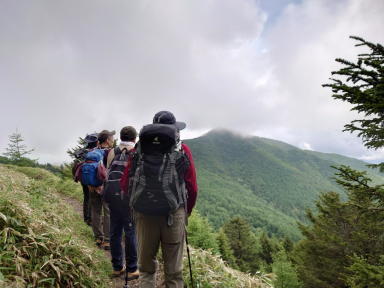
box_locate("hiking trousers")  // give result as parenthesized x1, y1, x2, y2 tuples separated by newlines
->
(89, 187, 110, 242)
(109, 196, 138, 272)
(81, 184, 91, 224)
(135, 208, 186, 288)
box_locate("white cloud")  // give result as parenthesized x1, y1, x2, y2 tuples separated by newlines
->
(0, 0, 383, 164)
(256, 0, 384, 160)
(300, 142, 314, 151)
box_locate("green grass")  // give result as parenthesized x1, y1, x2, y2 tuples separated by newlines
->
(0, 165, 111, 287)
(10, 165, 84, 202)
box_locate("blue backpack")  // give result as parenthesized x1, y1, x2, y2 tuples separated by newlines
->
(81, 149, 105, 187)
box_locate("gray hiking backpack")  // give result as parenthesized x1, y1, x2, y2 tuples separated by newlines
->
(103, 147, 132, 203)
(129, 124, 190, 216)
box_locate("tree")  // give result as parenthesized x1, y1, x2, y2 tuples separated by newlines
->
(305, 36, 384, 287)
(322, 36, 384, 168)
(282, 236, 294, 254)
(272, 251, 302, 288)
(187, 211, 219, 253)
(222, 217, 259, 273)
(295, 166, 384, 288)
(347, 255, 384, 288)
(3, 130, 34, 161)
(258, 232, 278, 267)
(216, 228, 238, 268)
(67, 137, 86, 160)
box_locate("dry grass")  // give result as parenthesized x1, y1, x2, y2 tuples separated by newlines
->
(183, 247, 273, 288)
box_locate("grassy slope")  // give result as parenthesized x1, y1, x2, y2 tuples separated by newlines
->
(0, 165, 271, 288)
(185, 130, 384, 239)
(0, 165, 111, 287)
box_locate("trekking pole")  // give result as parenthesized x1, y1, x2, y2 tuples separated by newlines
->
(123, 268, 129, 288)
(123, 241, 129, 288)
(185, 228, 195, 288)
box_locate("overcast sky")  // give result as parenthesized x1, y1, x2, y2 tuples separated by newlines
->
(1, 0, 383, 164)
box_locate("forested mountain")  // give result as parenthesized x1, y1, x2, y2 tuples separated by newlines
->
(184, 129, 384, 240)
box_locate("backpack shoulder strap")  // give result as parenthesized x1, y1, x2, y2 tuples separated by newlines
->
(114, 146, 121, 155)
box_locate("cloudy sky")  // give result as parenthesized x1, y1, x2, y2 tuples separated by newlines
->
(1, 0, 383, 164)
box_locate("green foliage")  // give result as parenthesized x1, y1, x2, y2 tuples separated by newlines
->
(323, 36, 384, 168)
(185, 130, 384, 239)
(187, 210, 219, 253)
(0, 165, 111, 287)
(0, 155, 38, 167)
(282, 237, 294, 254)
(223, 217, 259, 273)
(346, 255, 384, 288)
(67, 137, 86, 160)
(0, 154, 70, 180)
(258, 232, 279, 269)
(216, 228, 238, 269)
(12, 165, 83, 202)
(272, 251, 302, 288)
(3, 130, 34, 161)
(295, 166, 384, 288)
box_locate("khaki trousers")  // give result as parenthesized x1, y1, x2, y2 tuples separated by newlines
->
(89, 187, 110, 242)
(135, 208, 186, 288)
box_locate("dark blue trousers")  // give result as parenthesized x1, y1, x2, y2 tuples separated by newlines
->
(109, 196, 138, 272)
(81, 184, 91, 224)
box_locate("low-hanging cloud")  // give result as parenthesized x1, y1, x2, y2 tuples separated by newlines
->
(0, 0, 383, 163)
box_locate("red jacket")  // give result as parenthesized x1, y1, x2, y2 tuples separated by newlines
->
(120, 143, 198, 214)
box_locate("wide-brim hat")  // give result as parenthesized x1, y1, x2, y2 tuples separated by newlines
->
(153, 111, 186, 130)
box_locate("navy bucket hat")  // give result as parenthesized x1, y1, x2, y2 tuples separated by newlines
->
(153, 111, 186, 130)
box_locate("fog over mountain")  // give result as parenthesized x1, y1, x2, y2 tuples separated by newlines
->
(1, 0, 383, 164)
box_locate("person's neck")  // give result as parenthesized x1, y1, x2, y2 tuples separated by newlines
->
(100, 144, 109, 149)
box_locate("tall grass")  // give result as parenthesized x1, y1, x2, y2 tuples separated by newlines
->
(183, 247, 273, 288)
(0, 165, 111, 287)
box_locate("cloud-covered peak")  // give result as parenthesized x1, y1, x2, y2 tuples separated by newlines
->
(0, 0, 383, 164)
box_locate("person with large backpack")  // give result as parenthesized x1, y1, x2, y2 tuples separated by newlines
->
(88, 129, 115, 250)
(104, 126, 139, 280)
(121, 111, 198, 288)
(72, 133, 99, 226)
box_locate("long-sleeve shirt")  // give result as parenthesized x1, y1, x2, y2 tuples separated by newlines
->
(120, 143, 198, 214)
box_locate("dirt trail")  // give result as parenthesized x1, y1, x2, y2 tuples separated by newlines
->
(59, 194, 164, 288)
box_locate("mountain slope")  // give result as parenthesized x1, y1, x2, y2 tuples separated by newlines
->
(184, 130, 384, 239)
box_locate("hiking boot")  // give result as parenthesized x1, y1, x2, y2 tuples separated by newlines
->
(111, 266, 125, 278)
(95, 239, 103, 247)
(100, 241, 110, 251)
(127, 269, 140, 280)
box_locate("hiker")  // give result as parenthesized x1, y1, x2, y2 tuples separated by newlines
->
(89, 129, 115, 250)
(121, 111, 198, 288)
(72, 133, 99, 226)
(104, 126, 139, 279)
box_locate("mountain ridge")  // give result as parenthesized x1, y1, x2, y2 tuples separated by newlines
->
(183, 129, 384, 239)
